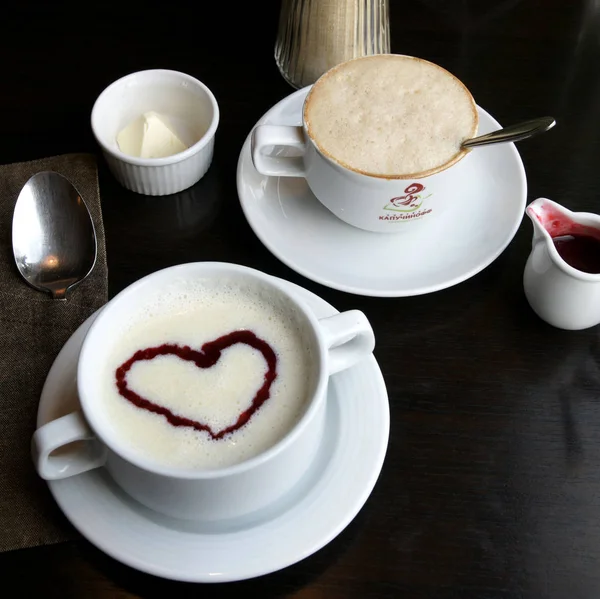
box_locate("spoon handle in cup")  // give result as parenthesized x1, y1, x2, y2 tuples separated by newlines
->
(461, 117, 556, 149)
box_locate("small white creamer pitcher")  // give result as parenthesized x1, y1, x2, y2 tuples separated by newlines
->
(524, 197, 600, 330)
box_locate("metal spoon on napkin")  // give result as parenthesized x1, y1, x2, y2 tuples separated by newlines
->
(12, 171, 97, 300)
(461, 116, 556, 149)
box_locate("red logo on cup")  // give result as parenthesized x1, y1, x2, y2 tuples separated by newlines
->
(389, 183, 425, 208)
(381, 183, 432, 220)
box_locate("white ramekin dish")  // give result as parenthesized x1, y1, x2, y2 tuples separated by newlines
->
(91, 69, 219, 196)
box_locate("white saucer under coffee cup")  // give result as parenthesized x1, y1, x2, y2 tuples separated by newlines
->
(31, 262, 375, 521)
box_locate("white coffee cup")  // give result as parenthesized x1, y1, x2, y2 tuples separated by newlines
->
(32, 262, 375, 521)
(251, 54, 478, 234)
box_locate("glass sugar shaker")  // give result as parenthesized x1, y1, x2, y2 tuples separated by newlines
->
(275, 0, 391, 89)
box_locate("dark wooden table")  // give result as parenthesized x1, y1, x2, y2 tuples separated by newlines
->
(3, 0, 600, 596)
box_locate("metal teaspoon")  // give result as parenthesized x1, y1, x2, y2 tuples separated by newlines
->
(12, 171, 97, 300)
(461, 116, 556, 149)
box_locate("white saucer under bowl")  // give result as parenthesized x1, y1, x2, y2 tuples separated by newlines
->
(237, 87, 527, 297)
(37, 278, 389, 583)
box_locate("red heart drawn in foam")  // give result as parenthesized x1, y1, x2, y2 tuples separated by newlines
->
(115, 330, 278, 440)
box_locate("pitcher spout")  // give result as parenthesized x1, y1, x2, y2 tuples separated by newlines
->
(526, 198, 548, 243)
(526, 197, 576, 244)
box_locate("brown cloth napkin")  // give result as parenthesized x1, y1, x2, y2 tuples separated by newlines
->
(0, 154, 108, 552)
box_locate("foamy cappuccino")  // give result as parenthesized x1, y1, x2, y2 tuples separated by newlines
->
(304, 54, 478, 178)
(101, 282, 314, 471)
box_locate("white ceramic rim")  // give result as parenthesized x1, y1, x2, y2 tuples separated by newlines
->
(77, 262, 328, 480)
(237, 87, 528, 297)
(90, 69, 220, 167)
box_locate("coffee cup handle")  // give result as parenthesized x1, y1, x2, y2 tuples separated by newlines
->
(251, 125, 307, 177)
(318, 310, 375, 375)
(32, 411, 107, 480)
